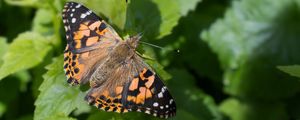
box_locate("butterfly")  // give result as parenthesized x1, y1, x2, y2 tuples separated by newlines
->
(62, 2, 176, 119)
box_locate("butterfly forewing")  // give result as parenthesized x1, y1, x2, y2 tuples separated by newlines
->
(62, 2, 120, 85)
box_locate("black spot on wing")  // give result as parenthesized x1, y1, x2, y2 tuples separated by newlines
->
(99, 22, 107, 31)
(143, 69, 153, 78)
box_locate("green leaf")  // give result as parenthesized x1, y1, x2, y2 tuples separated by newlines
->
(174, 110, 199, 120)
(125, 0, 180, 39)
(0, 37, 8, 66)
(201, 0, 300, 100)
(87, 111, 116, 120)
(0, 102, 6, 118)
(17, 115, 33, 120)
(88, 109, 161, 120)
(31, 52, 54, 98)
(0, 76, 21, 104)
(34, 55, 89, 120)
(219, 98, 288, 120)
(5, 0, 40, 7)
(0, 32, 51, 80)
(15, 70, 31, 92)
(168, 69, 223, 120)
(32, 8, 55, 36)
(156, 0, 226, 84)
(175, 0, 202, 16)
(278, 65, 300, 78)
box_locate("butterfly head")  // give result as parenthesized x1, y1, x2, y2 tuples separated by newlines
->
(126, 33, 142, 50)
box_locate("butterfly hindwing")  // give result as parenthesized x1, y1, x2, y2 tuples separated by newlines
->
(85, 60, 134, 113)
(84, 56, 176, 118)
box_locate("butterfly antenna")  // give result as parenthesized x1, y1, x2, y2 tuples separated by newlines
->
(136, 32, 163, 49)
(137, 32, 180, 53)
(139, 41, 164, 50)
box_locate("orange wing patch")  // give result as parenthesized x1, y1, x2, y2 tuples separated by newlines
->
(85, 87, 129, 113)
(129, 78, 139, 91)
(71, 21, 108, 49)
(86, 36, 99, 46)
(88, 21, 101, 30)
(73, 29, 90, 40)
(63, 45, 85, 85)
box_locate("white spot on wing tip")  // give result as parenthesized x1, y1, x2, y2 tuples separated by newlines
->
(80, 14, 87, 18)
(162, 86, 166, 93)
(169, 99, 174, 104)
(158, 92, 163, 98)
(64, 26, 68, 31)
(153, 102, 159, 107)
(76, 4, 81, 8)
(145, 110, 150, 114)
(87, 10, 92, 15)
(71, 18, 76, 23)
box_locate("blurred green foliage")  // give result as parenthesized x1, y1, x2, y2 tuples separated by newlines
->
(0, 0, 300, 120)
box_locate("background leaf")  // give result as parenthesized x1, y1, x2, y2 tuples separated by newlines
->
(219, 98, 288, 120)
(0, 102, 6, 118)
(0, 37, 8, 66)
(201, 0, 300, 100)
(5, 0, 40, 8)
(0, 32, 51, 80)
(278, 65, 300, 78)
(168, 69, 223, 120)
(125, 0, 180, 39)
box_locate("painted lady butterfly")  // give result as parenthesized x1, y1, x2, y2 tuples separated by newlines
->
(62, 2, 176, 118)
